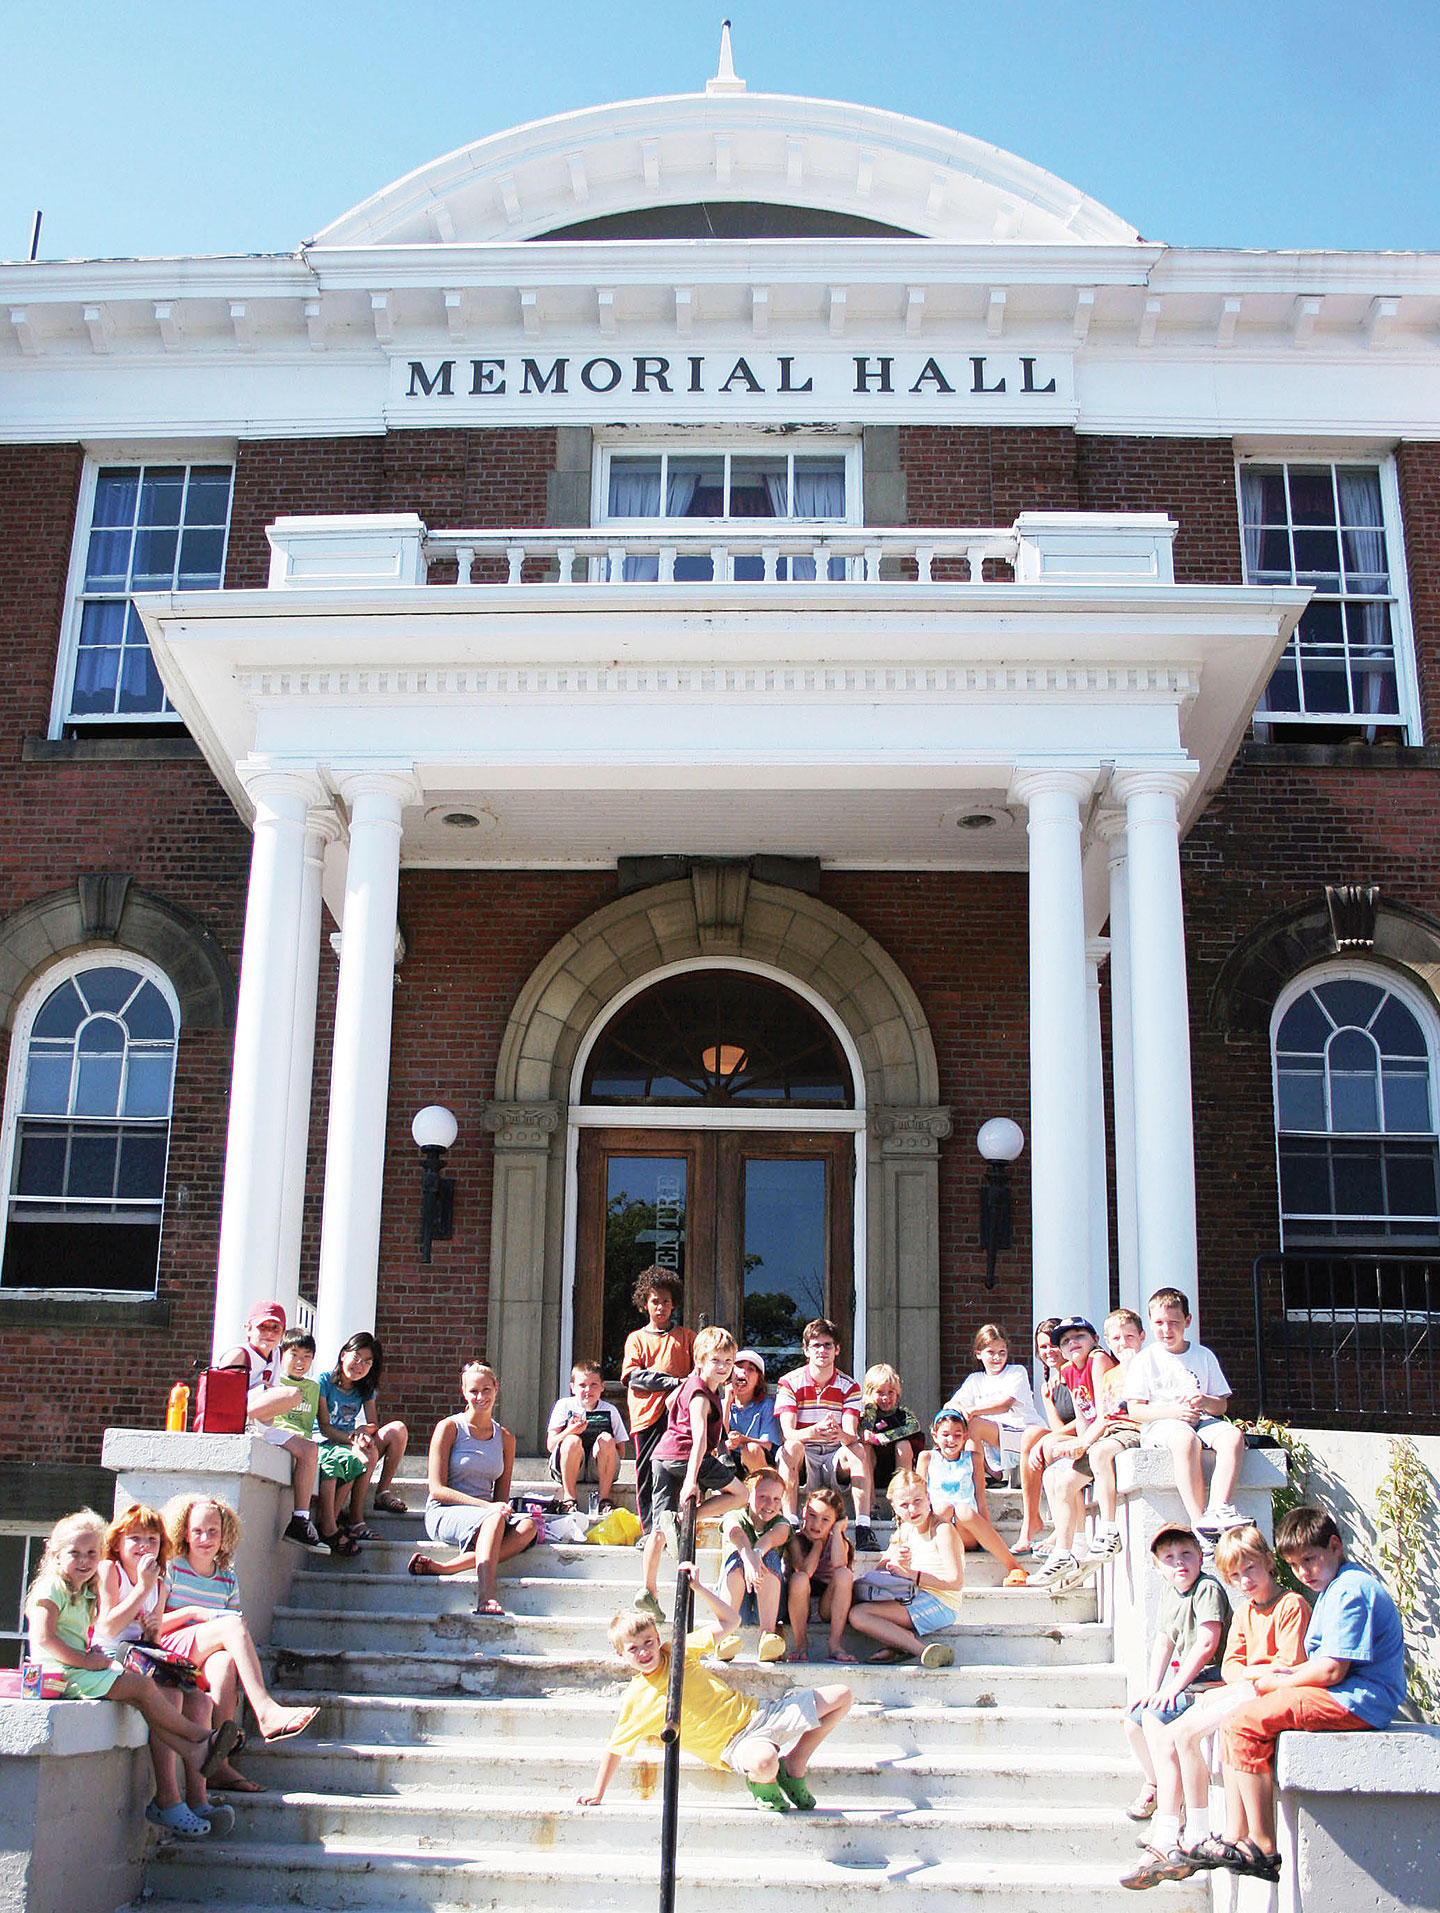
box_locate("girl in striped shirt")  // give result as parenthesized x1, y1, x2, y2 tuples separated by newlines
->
(160, 1495, 317, 1790)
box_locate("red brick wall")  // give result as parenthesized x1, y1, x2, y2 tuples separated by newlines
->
(0, 444, 252, 1465)
(225, 429, 558, 588)
(1077, 437, 1244, 583)
(1397, 442, 1440, 739)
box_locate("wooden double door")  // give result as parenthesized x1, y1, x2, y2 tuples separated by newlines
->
(575, 1127, 854, 1381)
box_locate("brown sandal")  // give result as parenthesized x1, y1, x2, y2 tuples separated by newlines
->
(407, 1551, 444, 1576)
(373, 1490, 408, 1515)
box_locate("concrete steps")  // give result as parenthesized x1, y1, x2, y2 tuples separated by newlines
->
(144, 1464, 1179, 1912)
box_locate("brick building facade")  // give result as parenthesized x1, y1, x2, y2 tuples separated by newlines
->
(2, 79, 1436, 1570)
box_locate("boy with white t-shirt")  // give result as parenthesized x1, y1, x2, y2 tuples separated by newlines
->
(1125, 1288, 1247, 1544)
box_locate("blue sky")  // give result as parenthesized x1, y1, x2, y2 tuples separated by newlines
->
(4, 1, 1438, 261)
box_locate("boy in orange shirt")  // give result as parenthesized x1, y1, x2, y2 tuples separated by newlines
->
(621, 1267, 695, 1534)
(1122, 1523, 1308, 1889)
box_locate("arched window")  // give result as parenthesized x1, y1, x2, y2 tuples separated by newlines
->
(581, 970, 853, 1107)
(1, 959, 179, 1292)
(1272, 967, 1440, 1245)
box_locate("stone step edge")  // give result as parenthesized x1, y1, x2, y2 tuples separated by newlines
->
(273, 1606, 1107, 1636)
(272, 1689, 1125, 1723)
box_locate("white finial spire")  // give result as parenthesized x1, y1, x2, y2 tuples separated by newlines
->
(706, 19, 746, 94)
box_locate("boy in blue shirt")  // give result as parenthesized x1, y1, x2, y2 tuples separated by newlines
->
(1214, 1504, 1406, 1883)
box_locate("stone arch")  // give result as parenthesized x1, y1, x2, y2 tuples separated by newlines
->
(0, 877, 236, 1033)
(483, 873, 949, 1447)
(1208, 888, 1440, 1035)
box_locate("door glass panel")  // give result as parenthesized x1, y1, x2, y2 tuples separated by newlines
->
(741, 1157, 827, 1376)
(602, 1157, 687, 1377)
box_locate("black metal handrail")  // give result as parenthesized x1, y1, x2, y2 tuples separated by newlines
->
(658, 1496, 698, 1913)
(1253, 1251, 1440, 1429)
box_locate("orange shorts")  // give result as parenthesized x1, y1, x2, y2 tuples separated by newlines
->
(1221, 1686, 1371, 1773)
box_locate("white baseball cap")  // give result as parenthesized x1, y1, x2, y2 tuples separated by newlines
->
(734, 1349, 766, 1376)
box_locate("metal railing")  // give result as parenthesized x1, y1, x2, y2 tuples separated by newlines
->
(658, 1496, 698, 1913)
(423, 525, 1020, 587)
(1252, 1252, 1440, 1429)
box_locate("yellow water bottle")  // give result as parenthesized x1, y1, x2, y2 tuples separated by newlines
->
(165, 1382, 190, 1432)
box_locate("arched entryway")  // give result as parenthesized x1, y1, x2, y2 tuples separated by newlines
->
(482, 871, 949, 1447)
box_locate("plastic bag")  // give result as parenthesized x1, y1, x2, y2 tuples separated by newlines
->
(586, 1505, 642, 1547)
(540, 1510, 592, 1545)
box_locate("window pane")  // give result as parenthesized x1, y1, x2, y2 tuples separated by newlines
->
(1330, 1069, 1380, 1133)
(1278, 1140, 1331, 1216)
(1371, 995, 1428, 1057)
(123, 1052, 173, 1118)
(77, 599, 126, 650)
(729, 457, 785, 519)
(130, 527, 179, 590)
(1277, 1063, 1325, 1130)
(1292, 528, 1340, 587)
(743, 1157, 827, 1371)
(21, 1053, 70, 1117)
(90, 470, 140, 530)
(1331, 1142, 1384, 1217)
(792, 457, 846, 518)
(1315, 981, 1384, 1029)
(32, 981, 85, 1041)
(117, 1132, 168, 1200)
(608, 457, 662, 518)
(124, 982, 175, 1042)
(1383, 1144, 1439, 1219)
(1255, 527, 1293, 581)
(1277, 992, 1331, 1053)
(117, 637, 166, 714)
(79, 969, 141, 1015)
(183, 469, 233, 526)
(177, 527, 225, 587)
(67, 1132, 119, 1199)
(1287, 471, 1337, 526)
(137, 469, 185, 528)
(13, 1127, 67, 1197)
(69, 644, 120, 715)
(85, 528, 133, 590)
(1382, 1066, 1431, 1133)
(668, 457, 723, 517)
(74, 1054, 123, 1118)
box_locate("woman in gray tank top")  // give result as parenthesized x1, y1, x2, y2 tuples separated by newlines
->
(408, 1363, 538, 1613)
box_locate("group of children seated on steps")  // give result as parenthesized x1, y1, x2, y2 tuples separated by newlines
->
(25, 1265, 1408, 1839)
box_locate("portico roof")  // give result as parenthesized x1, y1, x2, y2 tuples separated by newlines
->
(138, 511, 1306, 900)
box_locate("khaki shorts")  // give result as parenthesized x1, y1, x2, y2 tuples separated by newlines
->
(1069, 1428, 1140, 1477)
(722, 1687, 824, 1773)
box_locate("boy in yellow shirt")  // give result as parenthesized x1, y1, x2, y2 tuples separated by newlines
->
(579, 1565, 852, 1813)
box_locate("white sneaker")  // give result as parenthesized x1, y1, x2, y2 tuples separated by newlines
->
(1086, 1529, 1124, 1560)
(1208, 1502, 1247, 1532)
(1030, 1549, 1078, 1587)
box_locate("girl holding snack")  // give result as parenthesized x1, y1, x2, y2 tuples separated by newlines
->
(847, 1470, 962, 1668)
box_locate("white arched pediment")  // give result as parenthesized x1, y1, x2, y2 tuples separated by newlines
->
(312, 92, 1142, 250)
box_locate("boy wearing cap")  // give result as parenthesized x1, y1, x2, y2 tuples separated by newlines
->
(1030, 1316, 1119, 1585)
(216, 1303, 327, 1551)
(1121, 1521, 1230, 1874)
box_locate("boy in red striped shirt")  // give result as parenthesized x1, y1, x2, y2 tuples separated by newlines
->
(776, 1319, 878, 1551)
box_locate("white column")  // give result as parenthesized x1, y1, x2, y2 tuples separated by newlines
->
(314, 772, 416, 1362)
(1100, 814, 1142, 1316)
(1011, 769, 1097, 1331)
(1111, 769, 1200, 1329)
(213, 769, 322, 1357)
(273, 808, 340, 1320)
(1085, 936, 1112, 1330)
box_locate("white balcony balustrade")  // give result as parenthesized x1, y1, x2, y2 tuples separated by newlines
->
(263, 511, 1179, 593)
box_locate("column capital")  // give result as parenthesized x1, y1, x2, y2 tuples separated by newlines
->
(332, 766, 423, 813)
(305, 806, 344, 848)
(1095, 808, 1128, 854)
(236, 760, 328, 814)
(1009, 766, 1100, 811)
(1109, 765, 1198, 808)
(483, 1101, 564, 1151)
(871, 1106, 953, 1157)
(1085, 936, 1111, 973)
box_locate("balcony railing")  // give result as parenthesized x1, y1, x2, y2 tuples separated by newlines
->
(1253, 1252, 1440, 1431)
(262, 512, 1181, 593)
(424, 526, 1021, 585)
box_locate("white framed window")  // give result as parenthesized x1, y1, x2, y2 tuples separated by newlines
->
(53, 459, 234, 730)
(0, 956, 180, 1295)
(1272, 963, 1440, 1247)
(596, 439, 859, 579)
(1240, 458, 1419, 742)
(0, 1527, 48, 1669)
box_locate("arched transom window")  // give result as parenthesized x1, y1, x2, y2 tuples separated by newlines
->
(1273, 970, 1440, 1245)
(2, 961, 178, 1292)
(581, 970, 854, 1107)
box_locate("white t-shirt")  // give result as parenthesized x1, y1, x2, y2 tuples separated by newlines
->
(1125, 1342, 1231, 1407)
(948, 1363, 1043, 1434)
(546, 1396, 628, 1446)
